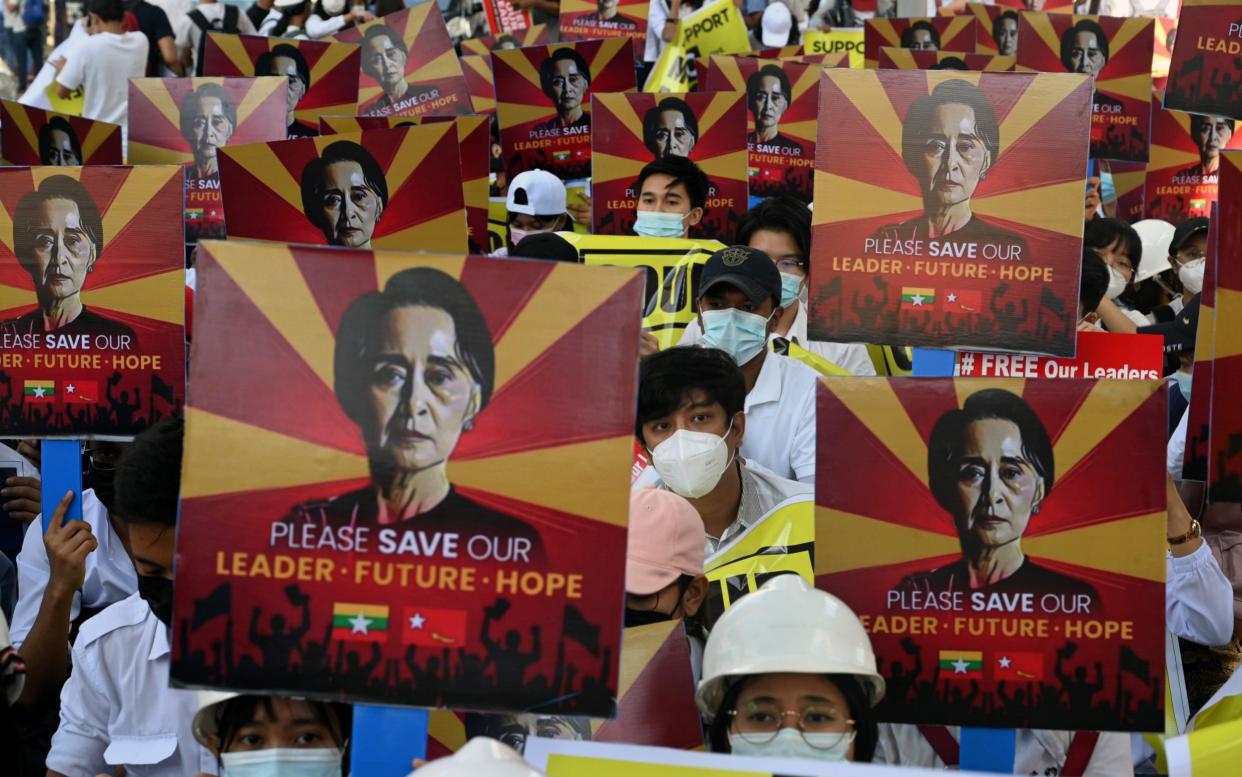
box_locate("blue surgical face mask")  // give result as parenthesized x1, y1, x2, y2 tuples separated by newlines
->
(779, 272, 806, 308)
(701, 307, 771, 365)
(728, 728, 853, 762)
(1173, 369, 1192, 403)
(634, 210, 688, 238)
(220, 748, 343, 777)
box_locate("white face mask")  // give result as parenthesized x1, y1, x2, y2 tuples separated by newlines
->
(1105, 264, 1128, 300)
(220, 748, 343, 777)
(649, 422, 735, 499)
(728, 728, 854, 762)
(1178, 257, 1206, 295)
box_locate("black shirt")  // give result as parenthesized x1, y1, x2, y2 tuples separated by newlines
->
(897, 557, 1100, 607)
(287, 120, 318, 139)
(128, 0, 175, 76)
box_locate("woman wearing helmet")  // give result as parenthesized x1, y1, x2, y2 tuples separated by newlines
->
(193, 691, 351, 775)
(695, 574, 884, 762)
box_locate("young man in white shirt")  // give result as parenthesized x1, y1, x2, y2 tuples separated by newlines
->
(174, 0, 255, 76)
(635, 345, 812, 557)
(54, 0, 149, 142)
(47, 417, 215, 777)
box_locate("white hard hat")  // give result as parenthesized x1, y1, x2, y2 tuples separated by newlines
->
(695, 574, 885, 720)
(408, 737, 547, 777)
(1132, 219, 1176, 283)
(192, 690, 242, 748)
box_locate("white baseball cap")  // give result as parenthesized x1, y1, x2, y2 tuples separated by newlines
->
(761, 2, 793, 48)
(507, 169, 567, 217)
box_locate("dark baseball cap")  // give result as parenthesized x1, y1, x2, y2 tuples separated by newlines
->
(1169, 217, 1209, 254)
(697, 245, 781, 307)
(1138, 293, 1200, 354)
(511, 232, 580, 263)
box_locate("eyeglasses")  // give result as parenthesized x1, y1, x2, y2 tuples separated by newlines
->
(727, 701, 855, 749)
(83, 446, 122, 471)
(775, 258, 807, 275)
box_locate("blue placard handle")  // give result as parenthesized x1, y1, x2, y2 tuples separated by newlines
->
(350, 705, 428, 776)
(912, 348, 957, 378)
(40, 440, 83, 533)
(960, 726, 1017, 773)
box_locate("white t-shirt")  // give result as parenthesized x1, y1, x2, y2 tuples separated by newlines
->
(174, 4, 256, 73)
(56, 31, 149, 133)
(21, 18, 88, 110)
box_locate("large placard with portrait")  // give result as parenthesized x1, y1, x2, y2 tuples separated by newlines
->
(590, 91, 747, 240)
(863, 17, 978, 69)
(458, 24, 551, 56)
(1210, 152, 1242, 502)
(877, 48, 1016, 72)
(1145, 95, 1242, 223)
(331, 4, 471, 119)
(815, 377, 1167, 732)
(201, 33, 361, 139)
(494, 39, 635, 183)
(127, 77, 288, 248)
(810, 69, 1091, 356)
(559, 0, 648, 59)
(171, 241, 643, 714)
(0, 100, 122, 166)
(1164, 0, 1242, 121)
(217, 125, 468, 253)
(0, 166, 186, 438)
(701, 56, 818, 206)
(970, 5, 1021, 58)
(1016, 13, 1154, 163)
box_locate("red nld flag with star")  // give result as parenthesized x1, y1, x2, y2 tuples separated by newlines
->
(403, 607, 468, 647)
(994, 651, 1045, 682)
(332, 603, 389, 643)
(62, 380, 99, 404)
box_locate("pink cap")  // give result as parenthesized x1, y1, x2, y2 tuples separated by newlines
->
(626, 488, 706, 596)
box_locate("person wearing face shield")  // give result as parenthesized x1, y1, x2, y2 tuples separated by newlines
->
(193, 691, 351, 776)
(696, 574, 884, 762)
(676, 197, 876, 377)
(495, 169, 569, 257)
(46, 417, 218, 777)
(634, 347, 812, 560)
(632, 156, 707, 240)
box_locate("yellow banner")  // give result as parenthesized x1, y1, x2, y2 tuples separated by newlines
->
(643, 0, 750, 92)
(703, 499, 814, 614)
(803, 28, 865, 68)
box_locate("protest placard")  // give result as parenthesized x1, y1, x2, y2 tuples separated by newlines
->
(1209, 152, 1241, 501)
(127, 77, 287, 249)
(201, 33, 361, 139)
(810, 69, 1091, 356)
(318, 115, 490, 253)
(494, 39, 635, 183)
(1016, 12, 1155, 163)
(863, 17, 979, 69)
(1164, 0, 1242, 120)
(459, 24, 551, 56)
(1152, 16, 1177, 91)
(590, 91, 747, 240)
(0, 166, 185, 438)
(970, 4, 1021, 57)
(559, 0, 648, 60)
(803, 27, 865, 67)
(217, 125, 468, 252)
(642, 0, 750, 92)
(172, 242, 644, 714)
(702, 56, 818, 205)
(331, 4, 471, 119)
(1109, 159, 1148, 222)
(878, 47, 1016, 71)
(1183, 210, 1218, 482)
(0, 100, 122, 166)
(557, 232, 724, 348)
(956, 331, 1164, 379)
(816, 376, 1167, 731)
(461, 55, 498, 114)
(482, 0, 532, 37)
(1145, 95, 1242, 222)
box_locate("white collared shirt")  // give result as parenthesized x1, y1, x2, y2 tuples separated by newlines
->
(741, 352, 819, 484)
(876, 724, 1135, 775)
(11, 489, 137, 649)
(48, 592, 216, 777)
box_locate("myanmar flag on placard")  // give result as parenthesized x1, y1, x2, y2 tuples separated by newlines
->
(23, 380, 54, 402)
(939, 650, 983, 680)
(402, 607, 468, 647)
(332, 603, 389, 643)
(995, 651, 1045, 682)
(901, 287, 935, 310)
(941, 289, 983, 314)
(63, 380, 98, 404)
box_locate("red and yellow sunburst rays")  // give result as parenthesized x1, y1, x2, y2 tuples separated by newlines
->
(183, 241, 644, 533)
(202, 33, 361, 124)
(591, 91, 749, 188)
(0, 99, 122, 166)
(1017, 14, 1154, 103)
(126, 77, 289, 165)
(970, 3, 1001, 54)
(879, 48, 1015, 71)
(219, 124, 467, 252)
(0, 166, 185, 323)
(813, 68, 1090, 237)
(864, 17, 978, 68)
(461, 55, 497, 114)
(458, 23, 551, 56)
(1149, 95, 1242, 173)
(814, 376, 1167, 586)
(704, 56, 820, 143)
(494, 39, 632, 130)
(332, 4, 466, 109)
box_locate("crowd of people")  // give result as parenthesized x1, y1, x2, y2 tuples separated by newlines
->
(0, 0, 1237, 775)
